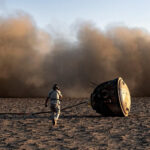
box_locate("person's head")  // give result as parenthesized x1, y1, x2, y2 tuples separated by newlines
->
(52, 84, 59, 90)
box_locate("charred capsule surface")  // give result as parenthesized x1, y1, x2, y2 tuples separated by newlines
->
(90, 77, 131, 117)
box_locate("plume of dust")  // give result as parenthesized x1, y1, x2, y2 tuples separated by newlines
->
(0, 14, 51, 97)
(0, 14, 150, 97)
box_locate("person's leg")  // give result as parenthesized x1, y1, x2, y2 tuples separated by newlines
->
(54, 104, 60, 125)
(56, 104, 60, 120)
(51, 104, 55, 125)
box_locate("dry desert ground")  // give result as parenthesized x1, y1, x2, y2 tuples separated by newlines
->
(0, 97, 150, 150)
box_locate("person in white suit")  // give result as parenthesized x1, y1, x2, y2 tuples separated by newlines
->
(45, 84, 62, 126)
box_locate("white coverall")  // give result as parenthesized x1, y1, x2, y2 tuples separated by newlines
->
(48, 89, 62, 121)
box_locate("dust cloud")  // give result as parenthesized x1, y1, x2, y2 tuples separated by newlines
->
(0, 13, 150, 97)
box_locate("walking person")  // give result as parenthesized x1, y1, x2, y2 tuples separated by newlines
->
(45, 84, 63, 126)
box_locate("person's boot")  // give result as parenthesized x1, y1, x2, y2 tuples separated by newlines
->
(54, 119, 57, 126)
(52, 119, 55, 126)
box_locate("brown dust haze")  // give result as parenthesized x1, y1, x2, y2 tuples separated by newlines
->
(0, 14, 150, 97)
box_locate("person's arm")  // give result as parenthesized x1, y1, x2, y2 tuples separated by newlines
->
(45, 97, 49, 107)
(45, 90, 52, 107)
(59, 91, 63, 101)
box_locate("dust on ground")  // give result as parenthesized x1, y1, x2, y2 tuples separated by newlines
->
(0, 97, 150, 150)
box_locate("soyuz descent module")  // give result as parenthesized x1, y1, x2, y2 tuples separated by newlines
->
(90, 77, 131, 117)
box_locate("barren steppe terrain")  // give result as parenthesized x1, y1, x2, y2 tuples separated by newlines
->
(0, 97, 150, 150)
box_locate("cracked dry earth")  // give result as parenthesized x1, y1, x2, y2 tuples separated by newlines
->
(0, 97, 150, 150)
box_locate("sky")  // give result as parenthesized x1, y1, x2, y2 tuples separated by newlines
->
(0, 0, 150, 32)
